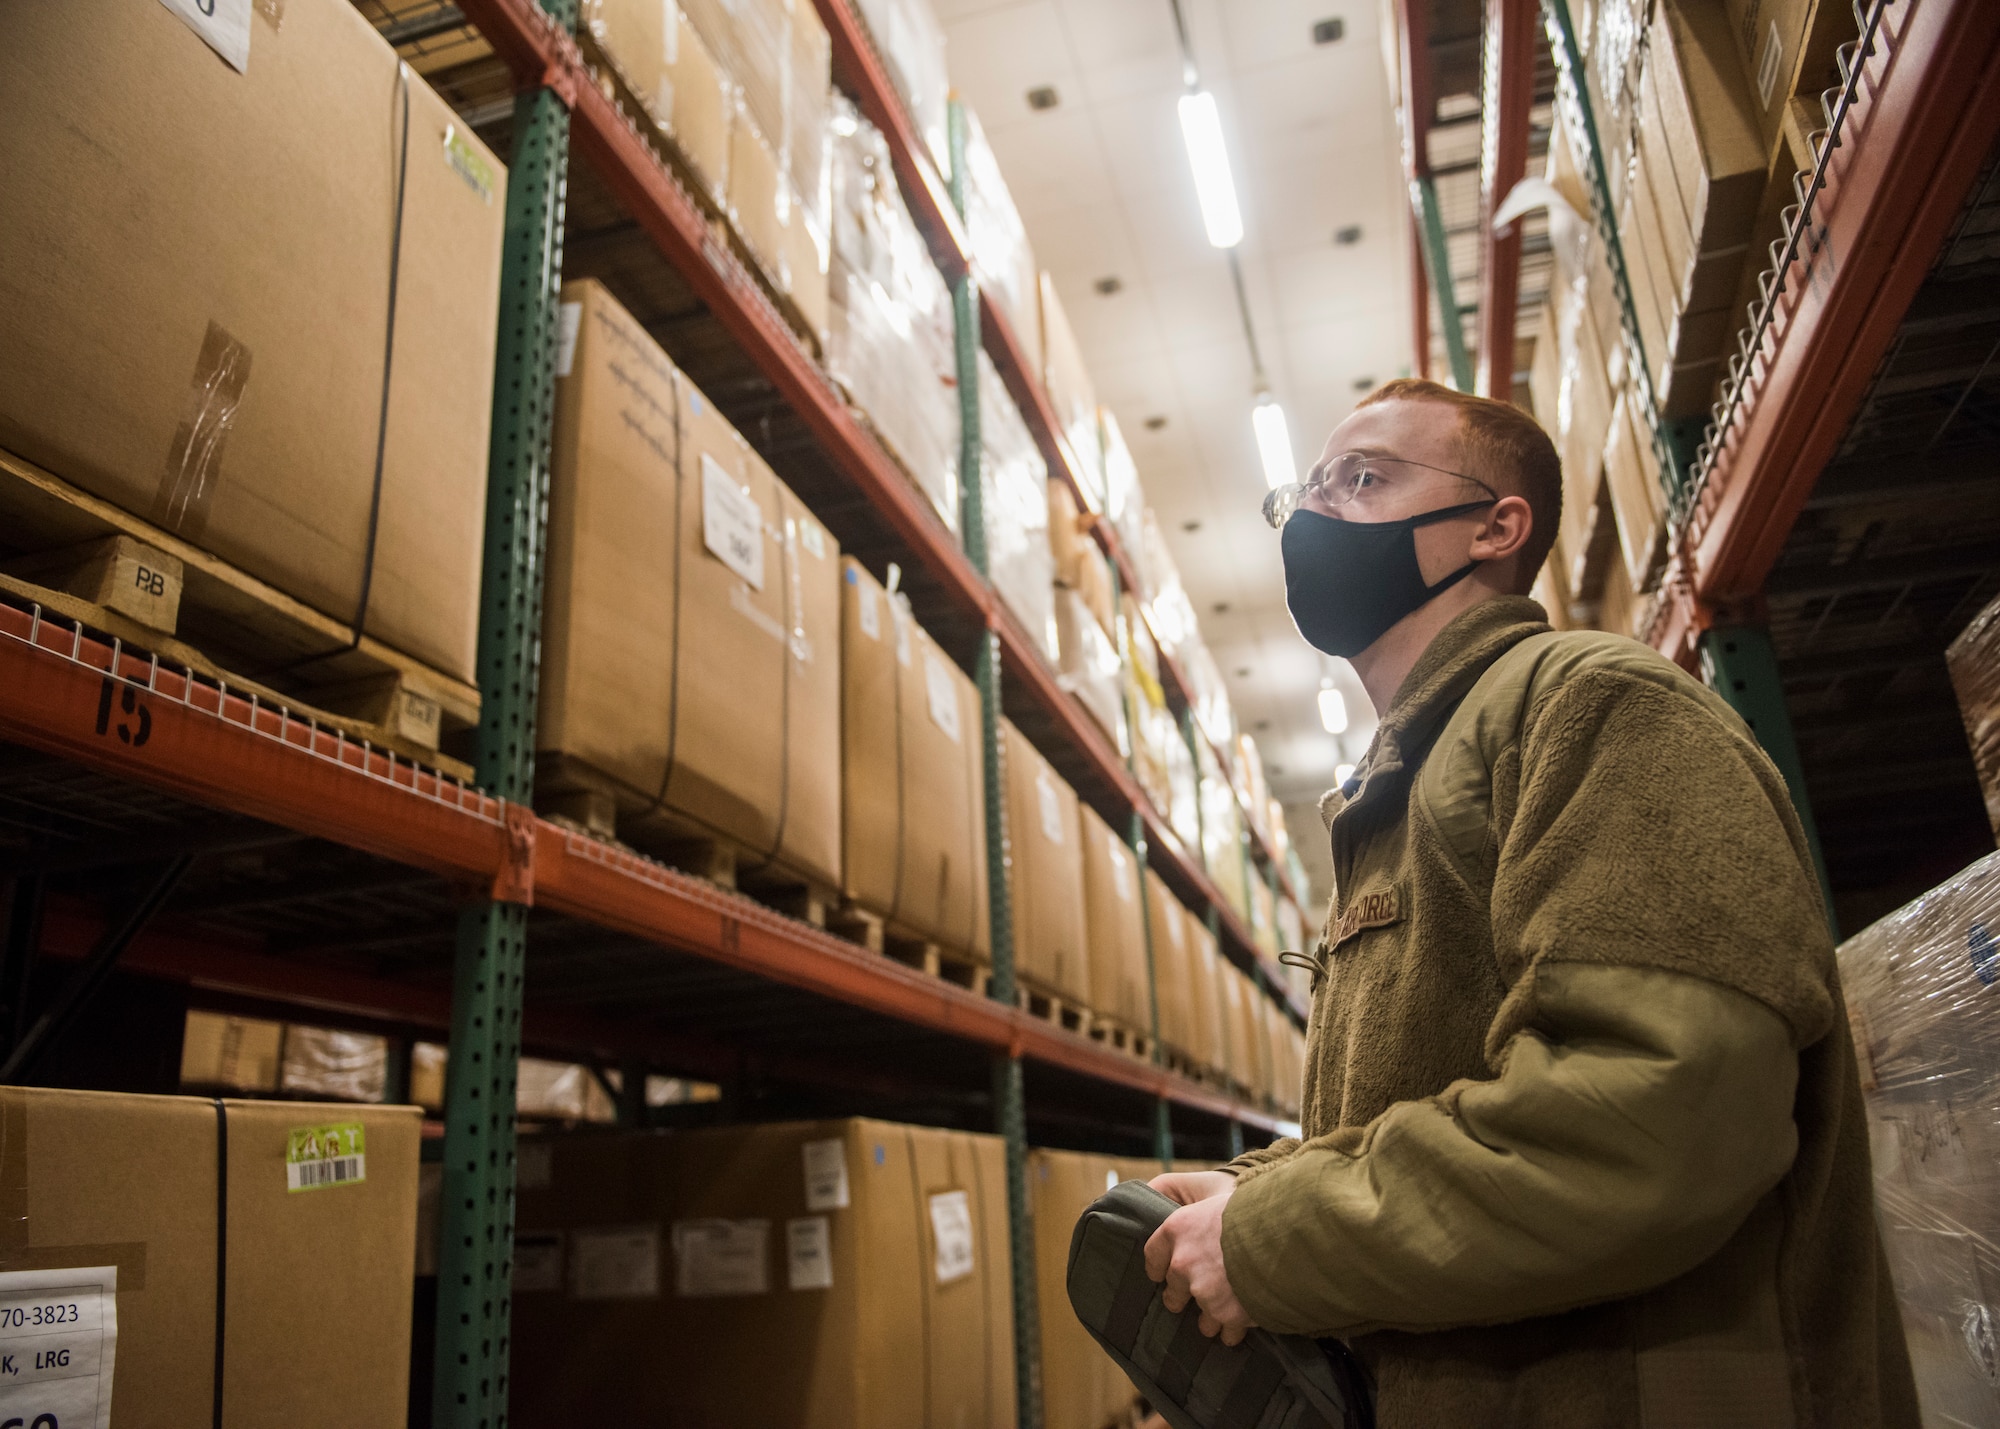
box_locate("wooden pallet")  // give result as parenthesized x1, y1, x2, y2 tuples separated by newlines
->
(1017, 977, 1091, 1036)
(824, 904, 995, 997)
(538, 766, 837, 927)
(1087, 1016, 1155, 1063)
(0, 447, 479, 778)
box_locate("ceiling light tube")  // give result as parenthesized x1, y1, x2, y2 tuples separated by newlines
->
(1253, 394, 1296, 490)
(1178, 91, 1243, 249)
(1318, 686, 1349, 735)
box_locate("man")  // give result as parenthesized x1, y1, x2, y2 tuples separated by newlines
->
(1141, 380, 1917, 1427)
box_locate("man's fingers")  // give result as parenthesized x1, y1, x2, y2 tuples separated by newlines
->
(1161, 1282, 1190, 1314)
(1197, 1311, 1222, 1339)
(1220, 1323, 1247, 1348)
(1142, 1224, 1171, 1283)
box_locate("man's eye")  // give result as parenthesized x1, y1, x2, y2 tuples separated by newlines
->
(1352, 468, 1378, 488)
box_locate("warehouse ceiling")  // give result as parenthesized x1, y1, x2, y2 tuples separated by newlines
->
(938, 0, 1410, 818)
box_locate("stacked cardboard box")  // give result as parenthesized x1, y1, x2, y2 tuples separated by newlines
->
(840, 558, 991, 958)
(1029, 1149, 1148, 1429)
(828, 98, 961, 531)
(1146, 867, 1196, 1060)
(961, 104, 1041, 371)
(1199, 741, 1251, 926)
(1123, 596, 1179, 821)
(851, 0, 952, 174)
(181, 1012, 285, 1093)
(1188, 916, 1230, 1080)
(1040, 275, 1106, 509)
(512, 1118, 1016, 1427)
(0, 1086, 418, 1423)
(1081, 804, 1152, 1036)
(539, 281, 843, 889)
(1003, 721, 1092, 1008)
(1947, 592, 2000, 845)
(1099, 409, 1146, 579)
(583, 0, 731, 205)
(1837, 853, 2000, 1425)
(982, 352, 1060, 661)
(0, 0, 505, 685)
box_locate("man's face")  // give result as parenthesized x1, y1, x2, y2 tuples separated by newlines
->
(1300, 399, 1492, 586)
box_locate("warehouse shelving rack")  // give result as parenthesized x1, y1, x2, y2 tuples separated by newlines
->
(0, 0, 1325, 1424)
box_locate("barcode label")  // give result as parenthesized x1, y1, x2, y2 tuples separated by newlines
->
(286, 1121, 367, 1194)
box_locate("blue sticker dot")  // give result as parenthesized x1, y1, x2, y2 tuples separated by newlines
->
(1971, 922, 1997, 987)
(873, 1144, 886, 1166)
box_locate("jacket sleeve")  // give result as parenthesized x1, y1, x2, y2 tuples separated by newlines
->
(1220, 963, 1799, 1335)
(1221, 1138, 1301, 1178)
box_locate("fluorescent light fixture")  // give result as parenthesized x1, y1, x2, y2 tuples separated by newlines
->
(1178, 91, 1243, 249)
(1318, 687, 1348, 735)
(1253, 395, 1296, 490)
(1335, 762, 1357, 785)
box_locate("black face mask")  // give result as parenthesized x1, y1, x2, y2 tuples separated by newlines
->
(1281, 501, 1497, 658)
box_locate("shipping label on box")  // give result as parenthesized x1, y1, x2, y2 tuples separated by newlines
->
(928, 1191, 975, 1285)
(0, 1266, 118, 1429)
(672, 1219, 768, 1297)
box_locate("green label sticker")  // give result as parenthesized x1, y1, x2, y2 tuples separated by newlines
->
(286, 1121, 367, 1193)
(443, 125, 495, 204)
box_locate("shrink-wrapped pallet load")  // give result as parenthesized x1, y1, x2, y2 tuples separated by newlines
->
(513, 1119, 1016, 1427)
(1039, 274, 1105, 508)
(1947, 592, 2000, 845)
(960, 103, 1041, 370)
(1081, 804, 1151, 1037)
(539, 281, 842, 890)
(582, 0, 731, 205)
(1099, 407, 1147, 576)
(1200, 741, 1251, 925)
(1002, 721, 1091, 1009)
(1055, 585, 1128, 755)
(0, 0, 505, 685)
(851, 0, 951, 173)
(981, 353, 1059, 661)
(839, 558, 990, 959)
(1837, 853, 2000, 1426)
(828, 99, 962, 534)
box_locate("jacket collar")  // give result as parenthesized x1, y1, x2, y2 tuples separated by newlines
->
(1332, 596, 1552, 815)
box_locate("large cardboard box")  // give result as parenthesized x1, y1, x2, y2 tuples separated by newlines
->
(513, 1119, 1015, 1428)
(1039, 274, 1105, 510)
(179, 1012, 283, 1093)
(728, 105, 788, 288)
(1146, 869, 1194, 1057)
(1081, 804, 1151, 1033)
(1002, 722, 1091, 1007)
(1055, 587, 1128, 754)
(0, 0, 505, 684)
(1723, 0, 1849, 160)
(0, 1086, 418, 1425)
(584, 0, 731, 204)
(1029, 1150, 1144, 1429)
(1838, 853, 2000, 1426)
(540, 281, 842, 888)
(1649, 0, 1767, 263)
(1189, 917, 1229, 1076)
(1601, 388, 1669, 594)
(840, 558, 991, 958)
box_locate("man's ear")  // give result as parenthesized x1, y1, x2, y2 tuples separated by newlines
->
(1471, 494, 1534, 565)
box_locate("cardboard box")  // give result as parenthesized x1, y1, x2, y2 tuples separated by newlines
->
(981, 354, 1058, 662)
(1649, 0, 1767, 261)
(1723, 0, 1849, 160)
(840, 558, 991, 958)
(586, 0, 731, 204)
(179, 1012, 283, 1093)
(1947, 593, 2000, 845)
(1081, 804, 1151, 1033)
(1030, 1150, 1145, 1429)
(1146, 867, 1194, 1056)
(1039, 274, 1105, 509)
(962, 104, 1042, 376)
(513, 1119, 1016, 1428)
(1838, 853, 2000, 1425)
(1055, 587, 1128, 755)
(1188, 915, 1229, 1075)
(0, 0, 505, 683)
(280, 1026, 389, 1103)
(783, 190, 832, 350)
(1002, 721, 1091, 1007)
(789, 0, 833, 229)
(540, 281, 842, 888)
(1047, 478, 1088, 591)
(0, 1086, 417, 1424)
(728, 105, 788, 288)
(1601, 388, 1669, 594)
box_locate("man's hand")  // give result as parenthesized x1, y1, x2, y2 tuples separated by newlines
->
(1143, 1178, 1256, 1346)
(1149, 1169, 1236, 1206)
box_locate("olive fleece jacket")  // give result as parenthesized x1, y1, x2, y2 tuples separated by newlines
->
(1220, 597, 1917, 1429)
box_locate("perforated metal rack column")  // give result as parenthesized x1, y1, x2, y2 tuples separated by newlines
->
(947, 98, 1043, 1429)
(434, 27, 572, 1426)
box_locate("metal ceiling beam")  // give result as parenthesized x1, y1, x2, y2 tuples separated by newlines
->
(1804, 448, 2000, 508)
(1764, 541, 2000, 599)
(1477, 0, 1538, 398)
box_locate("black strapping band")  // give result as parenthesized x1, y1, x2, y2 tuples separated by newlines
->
(211, 1096, 228, 1429)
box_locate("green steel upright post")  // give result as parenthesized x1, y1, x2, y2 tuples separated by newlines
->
(949, 98, 1042, 1429)
(1413, 175, 1476, 393)
(1699, 625, 1838, 936)
(434, 48, 571, 1429)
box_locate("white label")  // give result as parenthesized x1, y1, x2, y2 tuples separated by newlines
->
(555, 302, 583, 377)
(802, 1138, 850, 1211)
(1106, 1169, 1120, 1192)
(856, 582, 881, 641)
(158, 0, 251, 71)
(672, 1219, 769, 1297)
(1036, 774, 1065, 846)
(701, 455, 766, 590)
(928, 1191, 975, 1285)
(1755, 19, 1783, 105)
(1108, 836, 1133, 903)
(786, 1217, 833, 1291)
(924, 652, 962, 743)
(0, 1267, 117, 1429)
(892, 599, 913, 667)
(798, 516, 826, 560)
(517, 1140, 553, 1190)
(514, 1233, 563, 1293)
(1166, 905, 1186, 950)
(569, 1225, 659, 1300)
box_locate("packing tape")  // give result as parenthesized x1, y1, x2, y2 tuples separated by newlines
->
(152, 321, 253, 540)
(0, 1094, 148, 1288)
(254, 0, 284, 30)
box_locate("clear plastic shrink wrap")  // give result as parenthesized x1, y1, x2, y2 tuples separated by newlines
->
(827, 96, 961, 532)
(959, 103, 1041, 369)
(1099, 408, 1147, 573)
(979, 351, 1059, 661)
(280, 1026, 389, 1102)
(1837, 850, 2000, 1424)
(851, 0, 951, 174)
(1947, 593, 2000, 845)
